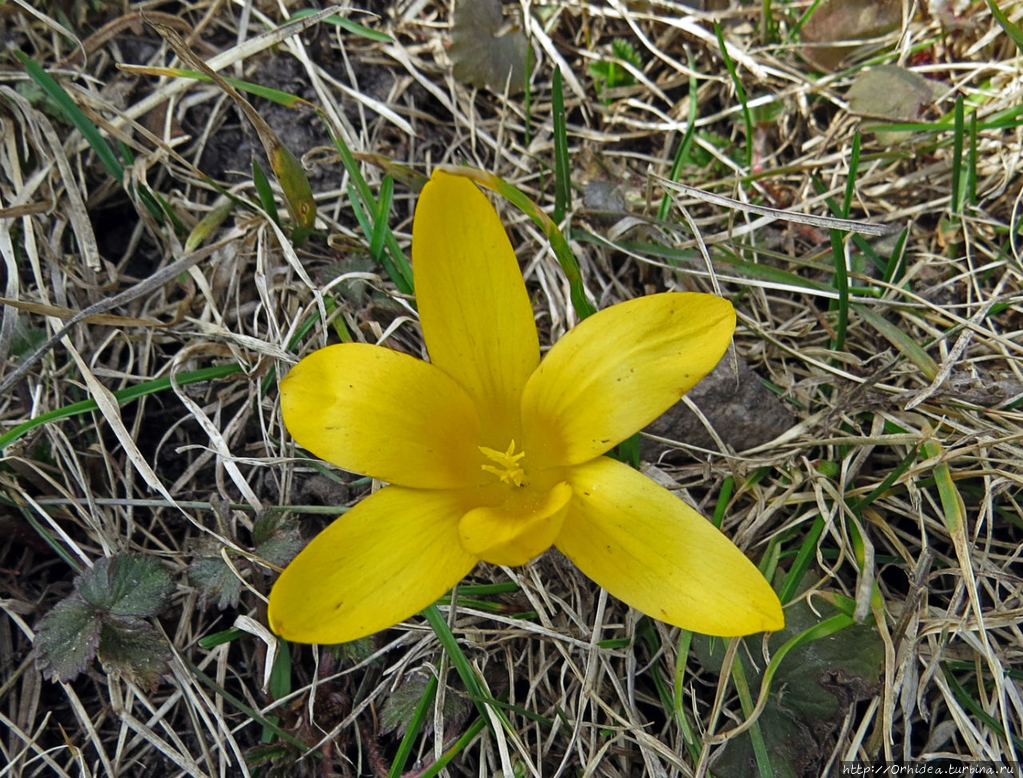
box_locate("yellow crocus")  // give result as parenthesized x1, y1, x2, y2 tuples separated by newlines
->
(268, 171, 784, 643)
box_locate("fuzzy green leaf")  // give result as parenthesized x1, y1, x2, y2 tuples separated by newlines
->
(379, 670, 471, 738)
(189, 553, 242, 611)
(252, 513, 304, 568)
(34, 595, 103, 682)
(97, 616, 170, 688)
(449, 0, 528, 94)
(77, 555, 175, 617)
(694, 574, 884, 776)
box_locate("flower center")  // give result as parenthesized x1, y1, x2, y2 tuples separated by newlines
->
(479, 440, 526, 486)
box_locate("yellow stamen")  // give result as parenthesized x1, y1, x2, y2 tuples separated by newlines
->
(479, 440, 526, 486)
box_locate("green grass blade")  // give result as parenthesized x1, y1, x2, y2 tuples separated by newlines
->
(841, 131, 860, 217)
(952, 96, 965, 214)
(984, 0, 1023, 54)
(252, 159, 281, 226)
(778, 515, 824, 604)
(0, 363, 245, 451)
(286, 9, 393, 43)
(422, 604, 498, 730)
(850, 445, 919, 515)
(388, 674, 438, 778)
(882, 227, 909, 284)
(730, 659, 773, 778)
(552, 67, 571, 225)
(418, 717, 487, 778)
(183, 656, 315, 753)
(370, 175, 395, 260)
(968, 109, 978, 206)
(15, 50, 124, 185)
(714, 23, 753, 170)
(711, 475, 735, 529)
(657, 48, 699, 222)
(672, 631, 702, 761)
(262, 639, 292, 743)
(853, 303, 939, 381)
(788, 0, 824, 39)
(329, 129, 414, 294)
(827, 230, 849, 350)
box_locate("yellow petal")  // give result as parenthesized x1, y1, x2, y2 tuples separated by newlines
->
(413, 171, 539, 439)
(459, 481, 572, 566)
(281, 343, 482, 489)
(268, 485, 478, 643)
(521, 293, 734, 468)
(556, 458, 784, 636)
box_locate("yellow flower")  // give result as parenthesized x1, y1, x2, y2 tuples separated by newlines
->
(268, 171, 784, 644)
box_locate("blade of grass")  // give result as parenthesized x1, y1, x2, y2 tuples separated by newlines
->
(0, 363, 245, 451)
(713, 23, 753, 171)
(850, 445, 920, 514)
(730, 658, 773, 778)
(595, 235, 836, 295)
(15, 50, 123, 184)
(706, 613, 858, 747)
(841, 131, 860, 217)
(285, 9, 393, 42)
(183, 656, 315, 753)
(711, 475, 735, 529)
(882, 227, 909, 284)
(552, 67, 571, 225)
(117, 65, 319, 109)
(262, 639, 292, 743)
(853, 303, 939, 381)
(984, 0, 1023, 54)
(673, 631, 703, 762)
(952, 96, 965, 214)
(778, 516, 825, 604)
(941, 663, 1023, 750)
(821, 131, 859, 351)
(419, 717, 487, 778)
(968, 108, 978, 207)
(369, 176, 395, 260)
(252, 159, 281, 227)
(635, 618, 676, 717)
(657, 47, 699, 222)
(388, 674, 438, 778)
(422, 604, 500, 731)
(330, 130, 414, 294)
(788, 0, 825, 39)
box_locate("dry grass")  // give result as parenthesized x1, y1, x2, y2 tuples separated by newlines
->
(1, 1, 1022, 776)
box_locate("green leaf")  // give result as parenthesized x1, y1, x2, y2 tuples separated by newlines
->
(0, 362, 246, 453)
(380, 670, 471, 738)
(694, 574, 884, 776)
(984, 0, 1023, 55)
(252, 513, 304, 568)
(449, 0, 528, 94)
(13, 50, 124, 185)
(77, 555, 175, 617)
(285, 9, 393, 43)
(34, 595, 103, 682)
(188, 553, 242, 611)
(97, 616, 170, 688)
